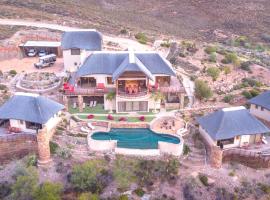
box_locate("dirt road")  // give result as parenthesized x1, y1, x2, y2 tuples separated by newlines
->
(0, 19, 152, 51)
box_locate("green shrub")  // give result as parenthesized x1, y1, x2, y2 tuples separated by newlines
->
(208, 52, 217, 63)
(249, 89, 260, 97)
(195, 79, 213, 100)
(234, 36, 248, 47)
(242, 78, 262, 87)
(160, 40, 171, 48)
(49, 141, 59, 154)
(190, 75, 197, 81)
(240, 61, 252, 71)
(204, 46, 217, 54)
(9, 70, 17, 76)
(134, 188, 145, 197)
(135, 32, 147, 44)
(258, 183, 270, 194)
(33, 182, 63, 200)
(199, 175, 209, 186)
(11, 167, 39, 200)
(119, 194, 129, 200)
(183, 144, 191, 155)
(120, 29, 128, 34)
(223, 66, 231, 75)
(70, 160, 109, 193)
(0, 84, 7, 90)
(221, 52, 239, 66)
(242, 90, 252, 99)
(56, 147, 72, 159)
(25, 154, 37, 167)
(78, 193, 99, 200)
(207, 67, 220, 81)
(223, 95, 234, 103)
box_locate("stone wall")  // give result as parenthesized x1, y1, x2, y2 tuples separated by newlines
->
(223, 149, 270, 168)
(0, 134, 37, 163)
(110, 122, 149, 129)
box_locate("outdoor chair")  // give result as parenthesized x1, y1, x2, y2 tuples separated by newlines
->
(93, 101, 97, 107)
(87, 122, 95, 130)
(80, 126, 90, 133)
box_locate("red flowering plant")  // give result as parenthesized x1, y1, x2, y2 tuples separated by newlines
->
(119, 117, 127, 121)
(139, 116, 145, 121)
(107, 114, 114, 120)
(87, 114, 94, 119)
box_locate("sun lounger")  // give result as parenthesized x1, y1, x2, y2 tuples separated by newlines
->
(87, 122, 95, 130)
(80, 126, 90, 133)
(93, 101, 97, 107)
(89, 101, 93, 107)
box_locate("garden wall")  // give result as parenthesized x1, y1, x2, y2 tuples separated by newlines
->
(0, 133, 37, 163)
(110, 122, 149, 129)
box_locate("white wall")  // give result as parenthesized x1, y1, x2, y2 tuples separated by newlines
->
(250, 104, 270, 122)
(9, 119, 37, 134)
(104, 94, 116, 111)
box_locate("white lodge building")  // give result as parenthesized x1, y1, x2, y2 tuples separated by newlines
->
(249, 90, 270, 123)
(62, 51, 186, 113)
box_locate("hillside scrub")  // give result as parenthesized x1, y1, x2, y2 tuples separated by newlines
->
(204, 46, 217, 54)
(206, 67, 220, 81)
(135, 32, 148, 44)
(195, 79, 213, 100)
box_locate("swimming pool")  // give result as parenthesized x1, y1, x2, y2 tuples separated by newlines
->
(91, 128, 180, 149)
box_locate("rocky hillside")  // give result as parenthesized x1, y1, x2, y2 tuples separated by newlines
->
(0, 0, 269, 41)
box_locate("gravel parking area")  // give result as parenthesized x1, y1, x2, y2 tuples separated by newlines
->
(0, 57, 64, 73)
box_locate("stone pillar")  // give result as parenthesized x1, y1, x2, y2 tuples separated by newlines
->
(210, 146, 223, 168)
(179, 93, 185, 109)
(63, 95, 68, 110)
(78, 95, 83, 112)
(37, 128, 52, 167)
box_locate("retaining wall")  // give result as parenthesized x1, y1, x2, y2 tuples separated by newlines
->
(0, 133, 37, 163)
(110, 122, 149, 129)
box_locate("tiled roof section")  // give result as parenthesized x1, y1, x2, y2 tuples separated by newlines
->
(112, 53, 154, 81)
(76, 52, 176, 77)
(197, 106, 270, 140)
(61, 30, 102, 51)
(0, 93, 64, 124)
(248, 90, 270, 111)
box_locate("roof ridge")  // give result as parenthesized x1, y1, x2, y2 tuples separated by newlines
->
(34, 96, 44, 124)
(214, 110, 226, 138)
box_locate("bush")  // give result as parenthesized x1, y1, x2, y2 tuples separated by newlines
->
(199, 175, 209, 186)
(223, 66, 231, 75)
(9, 70, 17, 76)
(119, 194, 129, 200)
(134, 188, 145, 197)
(56, 147, 72, 159)
(204, 46, 217, 54)
(221, 52, 239, 66)
(33, 182, 63, 200)
(107, 114, 114, 120)
(258, 183, 270, 194)
(70, 160, 109, 193)
(183, 144, 191, 155)
(261, 33, 270, 43)
(223, 95, 234, 103)
(190, 75, 197, 81)
(25, 154, 37, 167)
(0, 84, 7, 90)
(78, 193, 100, 200)
(0, 182, 12, 199)
(160, 40, 171, 48)
(11, 167, 39, 200)
(242, 78, 262, 87)
(206, 67, 220, 81)
(139, 116, 145, 121)
(87, 114, 94, 119)
(119, 117, 127, 122)
(120, 29, 128, 34)
(240, 61, 252, 71)
(194, 80, 213, 100)
(49, 141, 59, 154)
(242, 90, 252, 99)
(135, 32, 147, 44)
(208, 52, 217, 63)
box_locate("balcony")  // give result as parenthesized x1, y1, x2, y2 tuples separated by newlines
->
(64, 85, 115, 96)
(117, 88, 148, 99)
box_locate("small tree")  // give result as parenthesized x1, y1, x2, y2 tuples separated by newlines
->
(223, 66, 231, 75)
(195, 80, 213, 100)
(106, 91, 116, 113)
(151, 91, 165, 113)
(207, 67, 220, 81)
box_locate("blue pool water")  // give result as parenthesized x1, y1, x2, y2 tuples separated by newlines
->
(91, 128, 180, 149)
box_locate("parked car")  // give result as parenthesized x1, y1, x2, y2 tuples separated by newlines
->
(38, 50, 47, 57)
(34, 54, 56, 69)
(27, 49, 37, 57)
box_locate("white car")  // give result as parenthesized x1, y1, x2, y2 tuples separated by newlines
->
(27, 49, 37, 57)
(38, 50, 47, 57)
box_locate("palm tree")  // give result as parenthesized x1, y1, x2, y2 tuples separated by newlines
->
(151, 91, 165, 113)
(106, 91, 116, 113)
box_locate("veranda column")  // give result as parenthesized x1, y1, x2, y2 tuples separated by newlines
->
(78, 95, 83, 112)
(179, 93, 185, 109)
(37, 127, 52, 166)
(210, 146, 223, 168)
(63, 95, 68, 110)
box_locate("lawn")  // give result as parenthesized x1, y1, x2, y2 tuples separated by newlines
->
(77, 115, 155, 123)
(68, 104, 109, 114)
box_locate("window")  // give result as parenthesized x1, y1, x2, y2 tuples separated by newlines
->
(71, 48, 80, 55)
(255, 105, 258, 109)
(107, 77, 113, 85)
(19, 120, 24, 125)
(261, 107, 264, 111)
